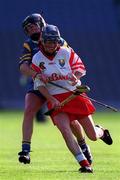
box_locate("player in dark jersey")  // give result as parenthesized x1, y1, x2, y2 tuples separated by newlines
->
(19, 14, 46, 123)
(18, 13, 93, 165)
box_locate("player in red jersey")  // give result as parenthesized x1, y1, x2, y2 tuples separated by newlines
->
(32, 24, 113, 173)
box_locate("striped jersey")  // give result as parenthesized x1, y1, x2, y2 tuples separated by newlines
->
(32, 46, 86, 95)
(19, 37, 69, 91)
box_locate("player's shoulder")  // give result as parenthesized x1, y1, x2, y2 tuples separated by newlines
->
(32, 50, 40, 65)
(60, 45, 72, 54)
(22, 38, 38, 52)
(32, 48, 44, 62)
(22, 38, 32, 52)
(33, 50, 40, 59)
(60, 37, 69, 48)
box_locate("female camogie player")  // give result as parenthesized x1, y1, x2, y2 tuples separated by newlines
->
(31, 24, 112, 173)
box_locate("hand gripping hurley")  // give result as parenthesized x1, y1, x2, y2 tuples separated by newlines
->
(44, 85, 90, 116)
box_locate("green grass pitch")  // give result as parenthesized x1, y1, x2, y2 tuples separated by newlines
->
(0, 110, 120, 180)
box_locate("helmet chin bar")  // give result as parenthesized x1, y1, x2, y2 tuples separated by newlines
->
(44, 50, 57, 56)
(43, 44, 58, 56)
(30, 33, 40, 41)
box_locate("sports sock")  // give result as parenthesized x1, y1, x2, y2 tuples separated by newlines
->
(75, 153, 90, 167)
(78, 138, 87, 149)
(95, 126, 104, 139)
(22, 141, 31, 152)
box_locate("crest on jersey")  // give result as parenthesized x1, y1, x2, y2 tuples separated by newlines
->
(39, 62, 46, 71)
(59, 59, 65, 67)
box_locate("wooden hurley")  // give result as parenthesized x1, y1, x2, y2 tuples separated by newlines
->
(44, 93, 77, 116)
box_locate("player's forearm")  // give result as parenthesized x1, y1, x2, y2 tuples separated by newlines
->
(20, 63, 37, 78)
(38, 86, 53, 102)
(38, 86, 61, 109)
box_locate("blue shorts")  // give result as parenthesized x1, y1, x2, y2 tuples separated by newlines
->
(27, 90, 46, 101)
(24, 78, 45, 100)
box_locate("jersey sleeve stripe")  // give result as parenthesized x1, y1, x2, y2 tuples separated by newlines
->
(21, 53, 31, 58)
(72, 62, 84, 67)
(71, 65, 85, 70)
(31, 63, 41, 73)
(23, 43, 31, 52)
(69, 49, 75, 66)
(20, 57, 31, 61)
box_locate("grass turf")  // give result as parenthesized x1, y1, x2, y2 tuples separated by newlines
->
(0, 110, 120, 180)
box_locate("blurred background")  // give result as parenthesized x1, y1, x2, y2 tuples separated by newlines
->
(0, 0, 120, 110)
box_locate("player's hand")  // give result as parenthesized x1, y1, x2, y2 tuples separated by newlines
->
(68, 74, 78, 86)
(47, 96, 61, 109)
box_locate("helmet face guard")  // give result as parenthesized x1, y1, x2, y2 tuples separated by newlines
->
(41, 24, 61, 43)
(22, 13, 46, 39)
(41, 25, 61, 54)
